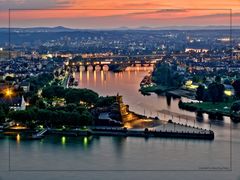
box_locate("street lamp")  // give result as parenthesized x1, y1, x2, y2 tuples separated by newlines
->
(5, 88, 13, 97)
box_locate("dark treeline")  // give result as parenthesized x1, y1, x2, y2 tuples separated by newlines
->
(152, 63, 184, 88)
(196, 76, 240, 103)
(0, 103, 9, 124)
(3, 84, 117, 128)
(42, 86, 99, 105)
(196, 82, 225, 103)
(8, 104, 93, 128)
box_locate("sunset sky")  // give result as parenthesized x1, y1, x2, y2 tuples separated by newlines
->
(0, 0, 240, 28)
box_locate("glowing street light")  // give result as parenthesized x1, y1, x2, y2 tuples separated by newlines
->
(5, 88, 13, 97)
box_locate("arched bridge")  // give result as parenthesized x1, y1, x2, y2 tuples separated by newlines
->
(67, 54, 188, 71)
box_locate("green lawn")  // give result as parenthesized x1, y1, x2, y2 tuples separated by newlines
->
(182, 101, 234, 115)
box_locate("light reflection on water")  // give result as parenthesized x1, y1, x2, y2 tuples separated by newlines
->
(73, 67, 232, 129)
(1, 66, 239, 172)
(5, 133, 232, 171)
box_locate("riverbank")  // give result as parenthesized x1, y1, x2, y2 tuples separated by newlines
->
(139, 84, 196, 99)
(139, 74, 195, 98)
(139, 84, 176, 95)
(179, 100, 233, 118)
(167, 89, 196, 99)
(1, 121, 214, 140)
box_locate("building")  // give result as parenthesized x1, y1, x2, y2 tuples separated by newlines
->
(0, 96, 26, 111)
(185, 48, 209, 53)
(20, 81, 30, 92)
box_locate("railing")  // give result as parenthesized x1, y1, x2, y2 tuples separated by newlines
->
(36, 129, 48, 136)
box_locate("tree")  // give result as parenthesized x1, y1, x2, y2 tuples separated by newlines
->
(172, 73, 184, 87)
(80, 89, 99, 104)
(208, 83, 225, 103)
(64, 103, 78, 112)
(8, 110, 35, 124)
(36, 99, 46, 109)
(29, 73, 54, 92)
(42, 85, 66, 99)
(36, 109, 54, 127)
(0, 108, 6, 124)
(24, 91, 36, 103)
(230, 101, 240, 122)
(216, 83, 225, 102)
(65, 89, 81, 104)
(223, 79, 231, 85)
(196, 84, 205, 101)
(65, 88, 99, 105)
(80, 110, 93, 125)
(231, 101, 240, 113)
(153, 63, 172, 86)
(192, 75, 201, 83)
(152, 63, 183, 87)
(42, 87, 55, 99)
(95, 96, 116, 107)
(202, 77, 207, 84)
(0, 103, 9, 114)
(232, 79, 240, 98)
(215, 75, 221, 84)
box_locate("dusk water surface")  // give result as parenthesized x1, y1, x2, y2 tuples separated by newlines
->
(1, 67, 240, 180)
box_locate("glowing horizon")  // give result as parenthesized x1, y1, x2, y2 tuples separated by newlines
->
(0, 0, 240, 28)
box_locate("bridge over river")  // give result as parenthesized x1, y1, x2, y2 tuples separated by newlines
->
(67, 53, 188, 71)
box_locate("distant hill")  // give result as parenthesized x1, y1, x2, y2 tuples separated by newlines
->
(0, 25, 239, 32)
(0, 26, 78, 33)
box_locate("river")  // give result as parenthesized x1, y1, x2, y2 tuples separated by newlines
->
(1, 67, 240, 180)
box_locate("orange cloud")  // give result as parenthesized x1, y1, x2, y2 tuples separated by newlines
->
(0, 0, 239, 27)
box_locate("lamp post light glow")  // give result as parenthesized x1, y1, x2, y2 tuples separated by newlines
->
(5, 88, 13, 97)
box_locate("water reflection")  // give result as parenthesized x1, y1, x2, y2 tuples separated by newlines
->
(33, 135, 95, 150)
(83, 137, 88, 146)
(209, 119, 225, 127)
(2, 66, 236, 172)
(61, 136, 66, 145)
(196, 112, 204, 122)
(16, 134, 20, 144)
(166, 95, 171, 106)
(73, 66, 231, 134)
(79, 70, 82, 81)
(86, 70, 89, 82)
(112, 137, 126, 157)
(93, 70, 97, 85)
(100, 70, 104, 83)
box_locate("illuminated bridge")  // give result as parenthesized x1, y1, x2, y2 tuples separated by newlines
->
(68, 54, 165, 71)
(67, 54, 188, 71)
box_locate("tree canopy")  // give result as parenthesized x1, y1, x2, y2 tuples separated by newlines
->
(196, 84, 205, 101)
(64, 88, 99, 105)
(233, 79, 240, 98)
(8, 105, 93, 128)
(42, 85, 66, 99)
(207, 82, 225, 103)
(152, 63, 183, 87)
